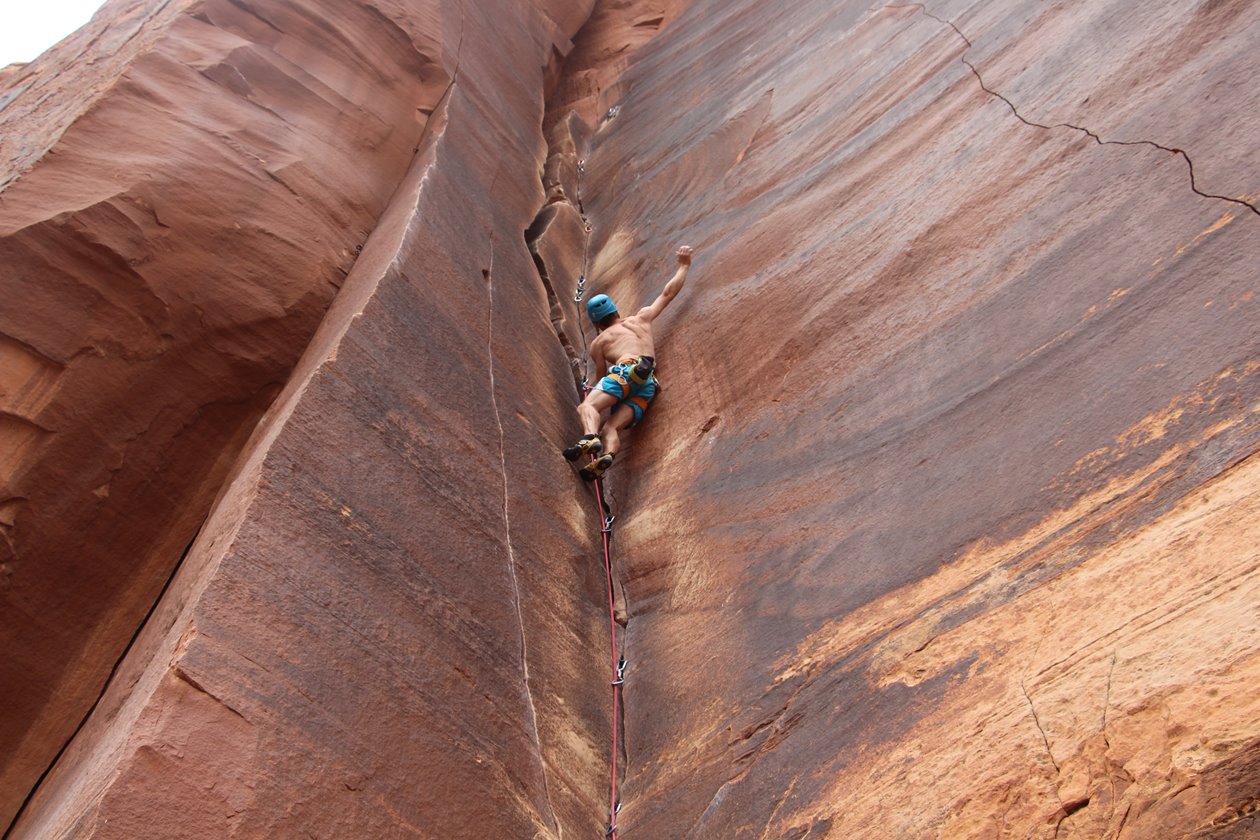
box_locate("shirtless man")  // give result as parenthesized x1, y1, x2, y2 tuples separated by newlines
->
(564, 245, 693, 480)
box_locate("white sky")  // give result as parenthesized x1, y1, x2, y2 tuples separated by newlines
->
(1, 1, 106, 66)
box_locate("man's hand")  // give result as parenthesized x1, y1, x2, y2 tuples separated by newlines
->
(639, 246, 693, 322)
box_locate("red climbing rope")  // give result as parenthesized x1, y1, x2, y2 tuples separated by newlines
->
(573, 155, 620, 836)
(592, 478, 622, 838)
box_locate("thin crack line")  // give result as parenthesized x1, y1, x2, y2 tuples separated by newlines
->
(1101, 650, 1116, 737)
(485, 236, 562, 837)
(756, 774, 801, 840)
(886, 3, 1260, 216)
(1101, 651, 1123, 827)
(1020, 679, 1061, 774)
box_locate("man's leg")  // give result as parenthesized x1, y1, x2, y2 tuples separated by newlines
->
(577, 389, 618, 435)
(580, 403, 636, 480)
(601, 403, 637, 457)
(566, 389, 619, 462)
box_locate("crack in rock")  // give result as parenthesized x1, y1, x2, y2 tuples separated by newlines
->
(483, 238, 562, 837)
(887, 3, 1260, 217)
(1020, 679, 1061, 775)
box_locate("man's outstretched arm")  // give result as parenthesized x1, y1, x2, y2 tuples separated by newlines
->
(637, 246, 693, 322)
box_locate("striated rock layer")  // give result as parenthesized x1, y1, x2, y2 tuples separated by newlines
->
(5, 0, 1260, 837)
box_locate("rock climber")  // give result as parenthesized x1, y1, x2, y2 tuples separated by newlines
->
(564, 245, 693, 480)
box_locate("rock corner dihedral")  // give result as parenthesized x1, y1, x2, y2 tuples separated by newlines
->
(6, 0, 1260, 837)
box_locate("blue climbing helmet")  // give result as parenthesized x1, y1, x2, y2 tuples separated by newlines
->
(587, 294, 618, 324)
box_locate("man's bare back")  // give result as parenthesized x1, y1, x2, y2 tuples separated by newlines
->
(564, 245, 693, 480)
(590, 316, 655, 373)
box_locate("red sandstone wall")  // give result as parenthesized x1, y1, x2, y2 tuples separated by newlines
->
(5, 0, 1260, 837)
(0, 0, 591, 831)
(561, 1, 1260, 836)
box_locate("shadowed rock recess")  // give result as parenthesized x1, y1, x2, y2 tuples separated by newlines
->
(3, 0, 1258, 837)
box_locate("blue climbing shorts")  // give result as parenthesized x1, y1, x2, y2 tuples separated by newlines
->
(595, 357, 657, 427)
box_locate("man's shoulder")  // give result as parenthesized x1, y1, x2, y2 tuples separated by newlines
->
(625, 314, 654, 334)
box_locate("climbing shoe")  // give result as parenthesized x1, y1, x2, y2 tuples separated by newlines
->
(579, 452, 615, 481)
(563, 433, 603, 462)
(628, 355, 655, 385)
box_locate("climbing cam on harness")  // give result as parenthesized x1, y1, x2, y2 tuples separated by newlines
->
(627, 355, 655, 385)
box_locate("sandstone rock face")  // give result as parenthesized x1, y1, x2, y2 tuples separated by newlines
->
(557, 0, 1260, 836)
(0, 0, 524, 828)
(4, 0, 612, 836)
(6, 0, 1260, 837)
